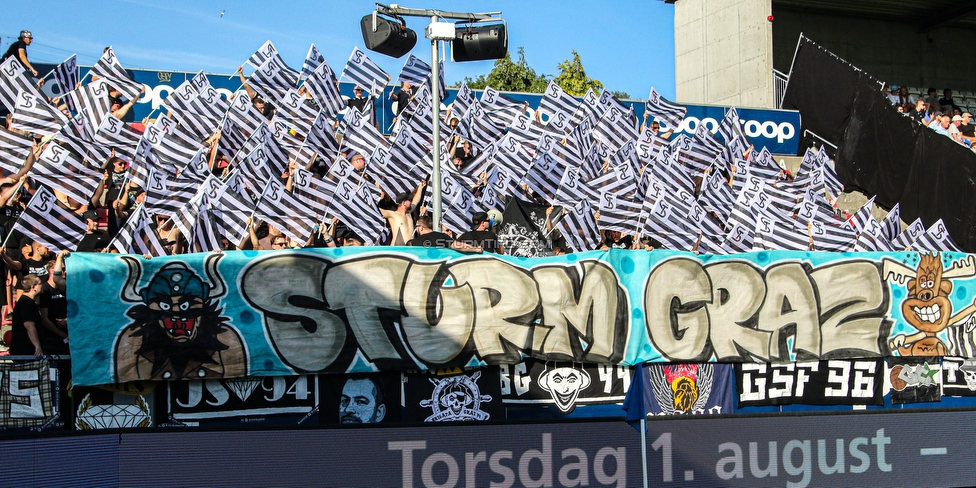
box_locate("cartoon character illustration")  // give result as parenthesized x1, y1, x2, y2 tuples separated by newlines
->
(883, 254, 976, 356)
(647, 364, 714, 415)
(538, 363, 591, 414)
(114, 254, 246, 382)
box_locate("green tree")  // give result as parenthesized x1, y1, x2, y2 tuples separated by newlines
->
(611, 90, 631, 100)
(553, 50, 603, 97)
(458, 47, 548, 93)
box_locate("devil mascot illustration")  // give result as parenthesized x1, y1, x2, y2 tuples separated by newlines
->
(114, 254, 246, 382)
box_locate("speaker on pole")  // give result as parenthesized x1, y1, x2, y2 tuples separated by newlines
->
(360, 14, 417, 58)
(452, 23, 508, 62)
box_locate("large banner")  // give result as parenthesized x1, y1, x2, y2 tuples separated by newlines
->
(67, 248, 976, 386)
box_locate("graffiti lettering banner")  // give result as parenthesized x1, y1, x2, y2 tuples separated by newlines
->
(67, 249, 976, 386)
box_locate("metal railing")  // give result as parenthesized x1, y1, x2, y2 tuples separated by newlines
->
(773, 69, 789, 109)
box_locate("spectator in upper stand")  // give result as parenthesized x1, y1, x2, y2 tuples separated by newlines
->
(924, 88, 940, 113)
(886, 85, 901, 105)
(959, 112, 976, 144)
(939, 89, 958, 113)
(949, 115, 965, 144)
(930, 113, 950, 136)
(908, 99, 928, 124)
(452, 140, 475, 167)
(896, 86, 916, 107)
(2, 30, 37, 78)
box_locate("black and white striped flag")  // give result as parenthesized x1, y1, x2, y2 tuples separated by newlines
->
(536, 81, 579, 132)
(577, 89, 607, 125)
(31, 143, 102, 206)
(210, 170, 255, 245)
(911, 219, 961, 252)
(555, 199, 602, 252)
(65, 80, 112, 134)
(144, 169, 200, 218)
(50, 54, 78, 99)
(93, 115, 142, 160)
(480, 86, 523, 125)
(507, 112, 546, 148)
(300, 43, 325, 81)
(597, 191, 642, 234)
(0, 126, 32, 176)
(290, 166, 335, 219)
(524, 151, 566, 204)
(110, 204, 169, 256)
(807, 219, 856, 252)
(880, 203, 901, 242)
(11, 92, 67, 136)
(303, 61, 345, 118)
(717, 107, 748, 148)
(644, 88, 686, 130)
(246, 40, 279, 70)
(225, 90, 267, 136)
(341, 47, 389, 97)
(754, 214, 810, 251)
(397, 54, 431, 85)
(0, 56, 44, 113)
(12, 186, 88, 252)
(892, 218, 925, 250)
(90, 47, 143, 101)
(341, 108, 389, 157)
(327, 174, 385, 245)
(254, 178, 318, 245)
(249, 56, 298, 105)
(449, 83, 476, 119)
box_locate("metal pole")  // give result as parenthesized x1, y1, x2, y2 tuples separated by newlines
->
(640, 416, 649, 488)
(430, 14, 442, 231)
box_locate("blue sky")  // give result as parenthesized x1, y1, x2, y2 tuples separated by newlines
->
(2, 0, 675, 100)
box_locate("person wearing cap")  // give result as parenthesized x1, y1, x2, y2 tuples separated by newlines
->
(886, 85, 900, 105)
(2, 30, 37, 77)
(457, 211, 503, 254)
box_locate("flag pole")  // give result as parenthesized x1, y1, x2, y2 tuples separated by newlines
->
(641, 415, 649, 488)
(430, 14, 443, 231)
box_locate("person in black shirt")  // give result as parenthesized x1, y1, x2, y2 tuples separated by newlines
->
(457, 212, 503, 254)
(346, 85, 369, 112)
(409, 216, 481, 252)
(9, 274, 44, 357)
(2, 30, 37, 77)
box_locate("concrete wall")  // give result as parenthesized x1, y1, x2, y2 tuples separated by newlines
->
(772, 8, 976, 94)
(674, 0, 774, 108)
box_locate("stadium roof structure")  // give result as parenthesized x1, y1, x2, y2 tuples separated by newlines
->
(773, 0, 976, 32)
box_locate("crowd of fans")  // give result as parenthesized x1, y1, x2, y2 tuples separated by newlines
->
(888, 85, 976, 149)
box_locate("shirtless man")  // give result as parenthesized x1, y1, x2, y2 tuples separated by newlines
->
(380, 183, 425, 246)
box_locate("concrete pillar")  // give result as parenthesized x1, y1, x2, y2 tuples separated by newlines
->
(674, 0, 773, 108)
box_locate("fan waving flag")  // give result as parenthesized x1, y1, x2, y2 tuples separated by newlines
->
(300, 43, 325, 81)
(397, 54, 431, 86)
(342, 47, 389, 97)
(51, 54, 79, 98)
(0, 56, 45, 115)
(11, 92, 67, 137)
(645, 87, 686, 130)
(555, 199, 602, 253)
(90, 47, 143, 101)
(110, 205, 169, 256)
(12, 186, 88, 252)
